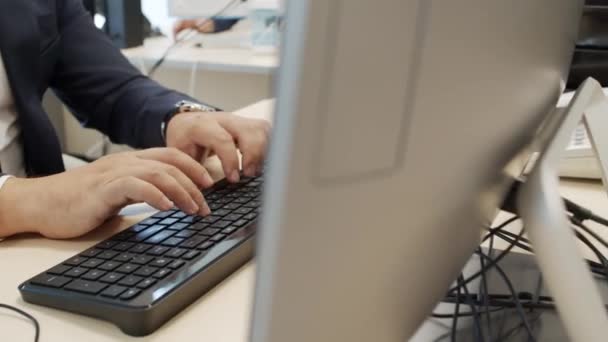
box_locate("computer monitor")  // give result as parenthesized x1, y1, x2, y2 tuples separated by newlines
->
(252, 1, 586, 341)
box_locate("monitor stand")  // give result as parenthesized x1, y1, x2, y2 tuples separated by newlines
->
(517, 78, 608, 342)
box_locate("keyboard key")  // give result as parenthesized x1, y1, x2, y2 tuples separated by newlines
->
(137, 278, 157, 289)
(65, 267, 88, 278)
(165, 248, 188, 258)
(161, 237, 184, 247)
(233, 197, 249, 204)
(171, 211, 187, 219)
(131, 255, 154, 265)
(111, 230, 134, 241)
(209, 202, 223, 210)
(64, 256, 87, 266)
(167, 223, 189, 231)
(141, 217, 160, 225)
(118, 275, 143, 287)
(113, 242, 135, 252)
(130, 244, 152, 254)
(190, 222, 208, 231)
(134, 266, 158, 277)
(159, 218, 179, 225)
(233, 219, 249, 227)
(168, 260, 186, 270)
(150, 258, 172, 268)
(47, 265, 71, 275)
(80, 249, 102, 258)
(147, 246, 169, 256)
(196, 241, 214, 251)
(213, 209, 231, 217)
(65, 280, 107, 295)
(180, 216, 200, 224)
(82, 270, 106, 281)
(97, 250, 119, 260)
(113, 253, 134, 263)
(223, 214, 243, 222)
(130, 224, 149, 232)
(120, 288, 141, 300)
(200, 228, 220, 236)
(175, 230, 196, 238)
(182, 251, 201, 260)
(181, 236, 207, 249)
(212, 220, 231, 229)
(210, 234, 227, 243)
(153, 269, 172, 279)
(99, 272, 124, 284)
(243, 213, 257, 221)
(100, 285, 127, 298)
(200, 216, 221, 224)
(31, 274, 71, 288)
(99, 261, 122, 271)
(234, 207, 253, 215)
(130, 225, 165, 242)
(81, 259, 104, 268)
(96, 241, 117, 249)
(223, 225, 239, 235)
(145, 230, 175, 244)
(222, 203, 241, 210)
(116, 263, 139, 274)
(152, 210, 174, 219)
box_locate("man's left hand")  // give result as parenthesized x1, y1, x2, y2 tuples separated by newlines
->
(165, 112, 271, 183)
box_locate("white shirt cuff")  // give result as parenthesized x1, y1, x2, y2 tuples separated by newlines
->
(0, 175, 13, 242)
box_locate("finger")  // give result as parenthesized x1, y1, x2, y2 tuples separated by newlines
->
(137, 148, 214, 188)
(239, 131, 268, 177)
(220, 118, 271, 177)
(144, 160, 210, 216)
(192, 121, 241, 183)
(106, 176, 174, 212)
(135, 166, 201, 215)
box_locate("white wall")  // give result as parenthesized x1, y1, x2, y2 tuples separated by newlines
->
(141, 0, 175, 37)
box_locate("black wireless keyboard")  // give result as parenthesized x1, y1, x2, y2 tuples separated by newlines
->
(19, 174, 263, 336)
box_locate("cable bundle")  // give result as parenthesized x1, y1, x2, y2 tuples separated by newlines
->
(434, 196, 608, 342)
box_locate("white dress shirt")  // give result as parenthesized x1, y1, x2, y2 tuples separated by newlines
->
(0, 54, 25, 177)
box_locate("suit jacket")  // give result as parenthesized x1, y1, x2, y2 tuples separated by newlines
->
(0, 0, 198, 176)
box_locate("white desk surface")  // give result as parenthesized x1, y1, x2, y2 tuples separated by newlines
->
(122, 37, 278, 75)
(2, 99, 608, 342)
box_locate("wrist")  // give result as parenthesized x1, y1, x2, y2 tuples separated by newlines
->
(0, 177, 40, 237)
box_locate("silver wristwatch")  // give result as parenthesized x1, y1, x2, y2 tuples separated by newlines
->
(161, 101, 218, 142)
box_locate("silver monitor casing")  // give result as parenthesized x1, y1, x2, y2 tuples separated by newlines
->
(252, 1, 585, 341)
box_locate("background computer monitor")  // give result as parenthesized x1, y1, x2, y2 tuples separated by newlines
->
(251, 1, 583, 341)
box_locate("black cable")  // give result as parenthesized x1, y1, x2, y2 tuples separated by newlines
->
(147, 0, 240, 77)
(451, 279, 462, 342)
(448, 220, 524, 294)
(476, 252, 536, 341)
(477, 247, 492, 339)
(0, 303, 40, 342)
(571, 217, 608, 250)
(432, 307, 504, 319)
(458, 275, 484, 342)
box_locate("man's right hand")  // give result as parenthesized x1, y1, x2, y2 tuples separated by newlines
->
(0, 148, 215, 239)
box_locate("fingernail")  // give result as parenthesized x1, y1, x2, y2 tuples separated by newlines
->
(230, 170, 240, 182)
(245, 165, 256, 177)
(162, 197, 174, 210)
(189, 201, 199, 214)
(201, 201, 211, 216)
(204, 173, 214, 186)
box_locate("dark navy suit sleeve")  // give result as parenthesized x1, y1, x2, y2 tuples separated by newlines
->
(50, 0, 199, 148)
(213, 18, 241, 33)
